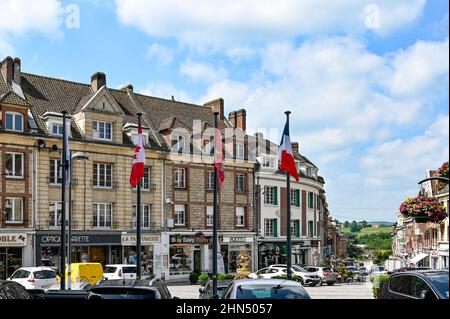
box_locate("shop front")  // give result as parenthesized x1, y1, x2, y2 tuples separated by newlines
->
(438, 242, 449, 269)
(220, 235, 254, 273)
(0, 232, 30, 280)
(35, 231, 122, 270)
(258, 240, 309, 269)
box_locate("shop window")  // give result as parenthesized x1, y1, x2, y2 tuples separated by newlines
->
(93, 163, 113, 188)
(49, 159, 62, 184)
(174, 204, 185, 226)
(0, 247, 23, 280)
(92, 120, 112, 141)
(174, 168, 186, 188)
(5, 198, 23, 223)
(4, 111, 23, 132)
(93, 203, 112, 228)
(264, 186, 277, 205)
(170, 245, 192, 275)
(132, 204, 151, 229)
(206, 206, 213, 227)
(235, 173, 246, 192)
(5, 152, 23, 178)
(236, 207, 245, 227)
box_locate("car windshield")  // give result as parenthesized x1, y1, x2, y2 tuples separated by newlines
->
(292, 265, 305, 272)
(89, 288, 157, 299)
(426, 273, 449, 299)
(235, 285, 309, 299)
(122, 267, 136, 273)
(11, 270, 30, 279)
(374, 267, 385, 271)
(323, 268, 332, 272)
(104, 267, 117, 273)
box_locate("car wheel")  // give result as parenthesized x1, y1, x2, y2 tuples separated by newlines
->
(299, 278, 304, 285)
(319, 278, 323, 286)
(327, 282, 334, 286)
(309, 282, 317, 287)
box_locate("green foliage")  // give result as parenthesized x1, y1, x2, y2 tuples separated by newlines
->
(372, 275, 390, 299)
(189, 272, 199, 283)
(357, 233, 392, 251)
(199, 273, 209, 281)
(217, 274, 234, 280)
(373, 250, 391, 264)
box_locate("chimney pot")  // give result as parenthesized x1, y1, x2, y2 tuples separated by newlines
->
(291, 142, 299, 154)
(203, 98, 224, 119)
(120, 84, 133, 92)
(91, 72, 106, 92)
(236, 108, 246, 131)
(1, 56, 14, 84)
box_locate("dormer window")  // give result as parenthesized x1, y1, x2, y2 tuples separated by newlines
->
(51, 123, 64, 136)
(236, 143, 245, 159)
(41, 112, 71, 137)
(262, 157, 276, 168)
(93, 120, 112, 141)
(5, 111, 23, 132)
(172, 134, 187, 152)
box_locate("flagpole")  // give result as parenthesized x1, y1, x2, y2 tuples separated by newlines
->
(136, 112, 142, 280)
(212, 111, 219, 298)
(285, 111, 292, 280)
(60, 111, 67, 290)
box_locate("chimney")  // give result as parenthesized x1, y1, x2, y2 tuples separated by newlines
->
(119, 84, 133, 92)
(203, 98, 224, 118)
(236, 108, 246, 131)
(291, 142, 299, 154)
(13, 58, 21, 84)
(91, 72, 106, 92)
(1, 57, 14, 84)
(229, 111, 237, 127)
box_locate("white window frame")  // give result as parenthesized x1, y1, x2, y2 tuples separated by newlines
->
(204, 136, 215, 156)
(236, 207, 245, 227)
(262, 157, 276, 168)
(49, 159, 62, 185)
(290, 189, 299, 207)
(93, 203, 113, 228)
(92, 120, 112, 141)
(174, 204, 186, 226)
(207, 171, 214, 191)
(264, 186, 275, 205)
(236, 173, 246, 192)
(133, 166, 150, 191)
(49, 201, 62, 228)
(264, 219, 274, 237)
(4, 111, 23, 132)
(5, 197, 23, 224)
(206, 206, 214, 227)
(5, 152, 24, 178)
(132, 204, 151, 229)
(172, 134, 186, 152)
(236, 143, 245, 159)
(51, 123, 64, 136)
(93, 163, 113, 188)
(174, 168, 186, 188)
(132, 132, 148, 146)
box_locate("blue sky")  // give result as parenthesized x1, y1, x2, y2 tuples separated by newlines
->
(1, 0, 448, 222)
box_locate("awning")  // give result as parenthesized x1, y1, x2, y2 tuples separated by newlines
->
(410, 253, 428, 264)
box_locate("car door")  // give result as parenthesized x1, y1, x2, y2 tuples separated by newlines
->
(266, 268, 282, 278)
(410, 276, 437, 299)
(387, 275, 414, 299)
(3, 283, 20, 299)
(9, 269, 30, 288)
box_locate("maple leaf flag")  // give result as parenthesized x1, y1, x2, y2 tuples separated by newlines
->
(130, 124, 146, 187)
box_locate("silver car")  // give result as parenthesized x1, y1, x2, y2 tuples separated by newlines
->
(222, 279, 311, 299)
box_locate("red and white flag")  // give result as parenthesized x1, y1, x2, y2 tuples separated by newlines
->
(130, 125, 146, 187)
(278, 118, 299, 181)
(214, 125, 225, 188)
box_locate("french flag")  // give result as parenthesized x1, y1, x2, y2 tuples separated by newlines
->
(278, 119, 299, 181)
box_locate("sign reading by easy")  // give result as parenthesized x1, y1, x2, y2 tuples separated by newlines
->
(0, 233, 27, 247)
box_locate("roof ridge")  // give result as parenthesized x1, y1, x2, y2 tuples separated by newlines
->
(129, 90, 205, 109)
(22, 72, 91, 88)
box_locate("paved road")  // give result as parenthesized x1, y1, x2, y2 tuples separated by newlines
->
(168, 282, 374, 299)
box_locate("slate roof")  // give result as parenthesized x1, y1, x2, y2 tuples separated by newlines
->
(0, 90, 30, 106)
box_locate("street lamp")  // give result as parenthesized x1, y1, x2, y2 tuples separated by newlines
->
(67, 151, 88, 290)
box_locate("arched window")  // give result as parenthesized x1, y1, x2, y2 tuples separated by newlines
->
(5, 111, 24, 132)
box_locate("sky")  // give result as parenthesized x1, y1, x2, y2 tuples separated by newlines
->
(1, 0, 448, 222)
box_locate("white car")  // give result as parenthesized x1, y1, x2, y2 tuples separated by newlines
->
(103, 264, 139, 280)
(7, 267, 58, 290)
(248, 265, 320, 286)
(370, 265, 388, 280)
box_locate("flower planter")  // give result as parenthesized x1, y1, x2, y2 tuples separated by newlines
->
(413, 216, 432, 223)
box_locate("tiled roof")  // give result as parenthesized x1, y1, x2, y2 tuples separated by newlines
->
(0, 90, 29, 106)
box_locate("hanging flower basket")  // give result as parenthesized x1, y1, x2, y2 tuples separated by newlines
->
(435, 162, 449, 179)
(399, 195, 447, 223)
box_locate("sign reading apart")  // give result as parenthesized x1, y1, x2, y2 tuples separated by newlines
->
(0, 233, 27, 247)
(121, 235, 160, 246)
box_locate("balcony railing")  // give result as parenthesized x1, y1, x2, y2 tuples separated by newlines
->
(90, 220, 120, 229)
(129, 221, 159, 231)
(47, 219, 79, 229)
(91, 180, 119, 189)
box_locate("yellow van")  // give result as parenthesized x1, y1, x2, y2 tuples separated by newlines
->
(57, 263, 104, 285)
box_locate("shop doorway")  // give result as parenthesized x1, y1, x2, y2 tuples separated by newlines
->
(0, 247, 22, 280)
(193, 249, 201, 273)
(89, 246, 106, 266)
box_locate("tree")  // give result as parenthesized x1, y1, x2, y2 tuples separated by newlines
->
(344, 221, 350, 228)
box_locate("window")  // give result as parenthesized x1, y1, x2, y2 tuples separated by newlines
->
(389, 276, 413, 296)
(264, 186, 277, 205)
(92, 120, 112, 141)
(264, 219, 277, 237)
(308, 192, 314, 209)
(51, 123, 64, 136)
(236, 143, 244, 159)
(204, 136, 214, 156)
(206, 206, 214, 227)
(5, 198, 23, 223)
(133, 167, 150, 191)
(174, 168, 186, 188)
(5, 152, 23, 178)
(132, 133, 148, 146)
(93, 163, 113, 188)
(308, 221, 314, 237)
(49, 202, 62, 227)
(291, 220, 300, 237)
(172, 134, 186, 152)
(236, 207, 245, 227)
(291, 189, 300, 207)
(49, 159, 62, 184)
(207, 171, 214, 190)
(174, 204, 185, 226)
(132, 204, 151, 229)
(93, 203, 112, 228)
(317, 194, 321, 211)
(317, 221, 321, 237)
(262, 157, 275, 168)
(4, 112, 23, 132)
(236, 173, 246, 192)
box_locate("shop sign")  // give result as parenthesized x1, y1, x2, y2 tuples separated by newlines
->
(222, 236, 253, 243)
(121, 235, 161, 246)
(170, 235, 195, 245)
(37, 233, 121, 246)
(0, 233, 27, 247)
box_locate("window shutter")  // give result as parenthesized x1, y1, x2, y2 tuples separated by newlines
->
(273, 219, 278, 237)
(295, 190, 300, 207)
(273, 187, 278, 205)
(296, 220, 300, 237)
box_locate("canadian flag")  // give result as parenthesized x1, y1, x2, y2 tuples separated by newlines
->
(214, 125, 225, 188)
(130, 125, 146, 187)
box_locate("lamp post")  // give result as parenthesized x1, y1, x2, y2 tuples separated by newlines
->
(67, 151, 89, 290)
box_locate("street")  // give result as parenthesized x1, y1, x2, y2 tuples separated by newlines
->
(168, 282, 374, 299)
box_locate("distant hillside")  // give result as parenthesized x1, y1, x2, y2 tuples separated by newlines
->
(368, 221, 395, 226)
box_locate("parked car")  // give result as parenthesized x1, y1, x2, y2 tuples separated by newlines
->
(0, 280, 32, 299)
(359, 266, 369, 276)
(304, 266, 337, 286)
(249, 265, 320, 286)
(199, 280, 229, 299)
(370, 265, 388, 280)
(378, 270, 449, 299)
(222, 279, 311, 299)
(87, 278, 176, 299)
(103, 264, 140, 280)
(7, 267, 58, 290)
(394, 267, 430, 273)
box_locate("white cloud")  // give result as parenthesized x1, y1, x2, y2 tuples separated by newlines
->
(115, 0, 426, 50)
(180, 60, 227, 83)
(146, 43, 174, 66)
